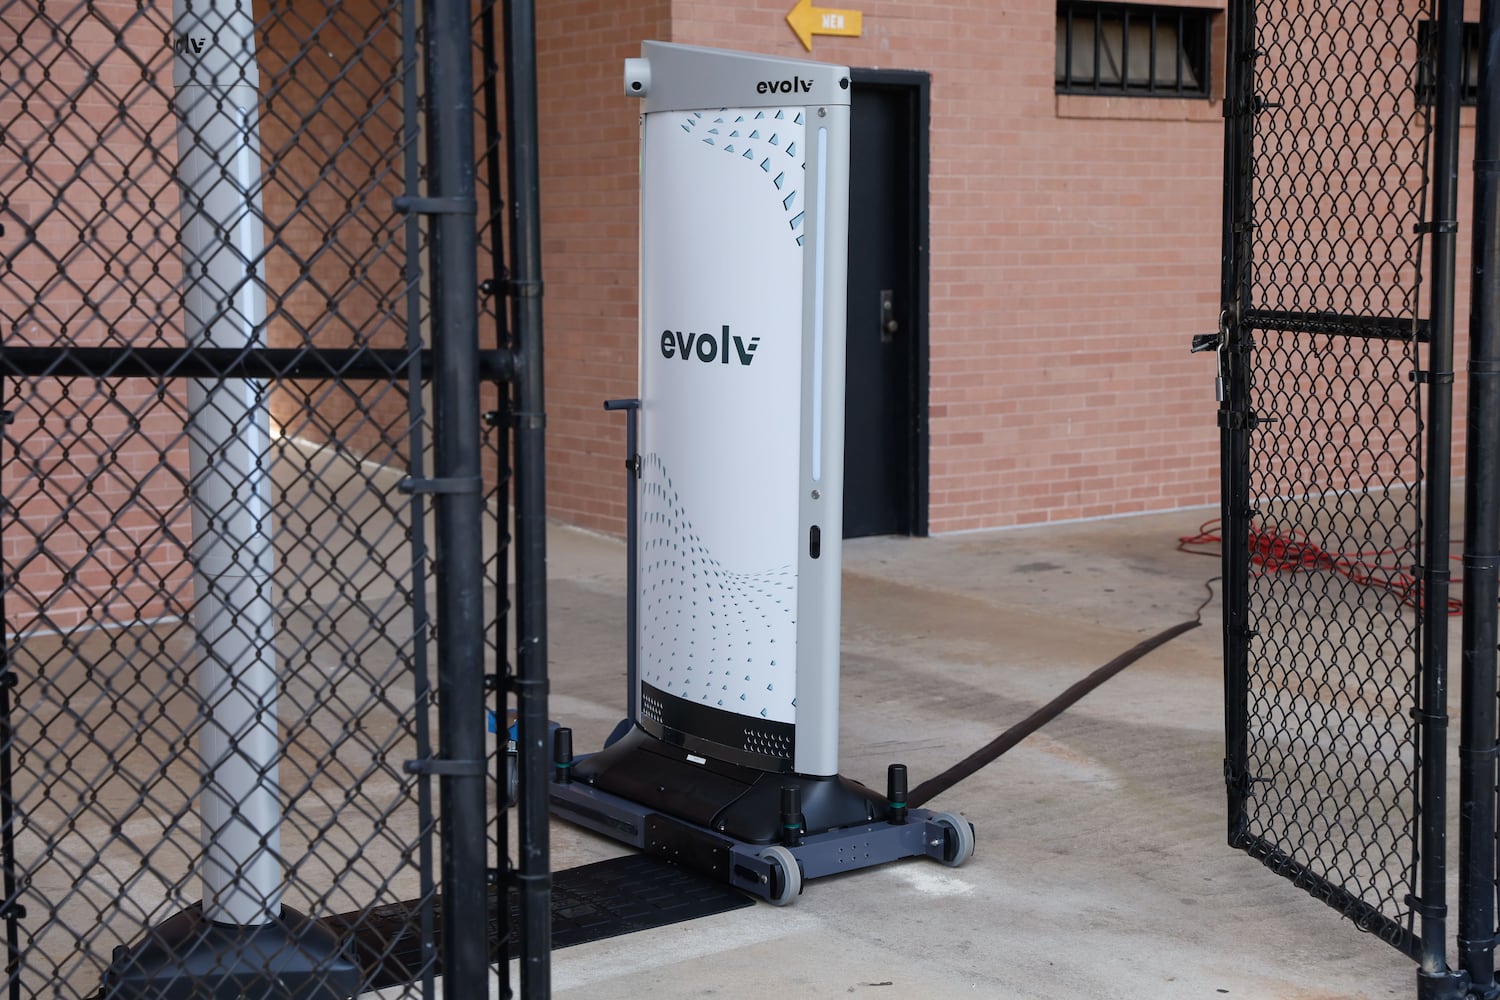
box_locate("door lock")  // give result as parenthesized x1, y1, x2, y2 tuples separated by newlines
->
(880, 289, 898, 342)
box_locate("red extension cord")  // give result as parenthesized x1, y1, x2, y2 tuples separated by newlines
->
(1177, 518, 1465, 616)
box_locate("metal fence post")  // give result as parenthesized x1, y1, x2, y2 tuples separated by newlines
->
(1218, 0, 1254, 853)
(0, 383, 15, 1000)
(477, 0, 516, 988)
(1458, 0, 1500, 993)
(422, 0, 488, 993)
(402, 0, 440, 988)
(1418, 0, 1463, 993)
(502, 0, 552, 992)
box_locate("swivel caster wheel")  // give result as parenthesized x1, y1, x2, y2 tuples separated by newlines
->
(759, 844, 802, 906)
(931, 811, 975, 868)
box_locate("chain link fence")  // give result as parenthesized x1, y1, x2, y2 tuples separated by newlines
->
(0, 0, 537, 995)
(1220, 0, 1444, 963)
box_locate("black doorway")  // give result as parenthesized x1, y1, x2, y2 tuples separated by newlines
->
(843, 69, 929, 538)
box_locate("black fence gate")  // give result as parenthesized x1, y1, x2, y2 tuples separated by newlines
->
(0, 0, 550, 996)
(1217, 0, 1481, 993)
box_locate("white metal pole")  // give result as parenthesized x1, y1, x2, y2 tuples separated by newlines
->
(171, 0, 282, 927)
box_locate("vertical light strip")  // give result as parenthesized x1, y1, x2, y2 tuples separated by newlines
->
(235, 105, 268, 526)
(235, 107, 260, 350)
(811, 125, 828, 482)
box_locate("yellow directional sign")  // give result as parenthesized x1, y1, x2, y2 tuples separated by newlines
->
(786, 0, 863, 51)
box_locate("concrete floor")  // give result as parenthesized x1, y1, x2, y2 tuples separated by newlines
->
(523, 507, 1423, 1000)
(23, 482, 1433, 998)
(26, 494, 1428, 1000)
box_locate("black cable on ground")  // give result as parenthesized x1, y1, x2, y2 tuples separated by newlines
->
(906, 578, 1219, 809)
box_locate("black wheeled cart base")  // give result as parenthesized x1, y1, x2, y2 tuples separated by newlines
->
(548, 725, 975, 905)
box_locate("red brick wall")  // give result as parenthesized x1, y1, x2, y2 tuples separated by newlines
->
(534, 0, 673, 529)
(531, 0, 1489, 536)
(2, 0, 1486, 633)
(257, 0, 414, 467)
(537, 0, 1230, 534)
(0, 1, 195, 631)
(0, 0, 414, 632)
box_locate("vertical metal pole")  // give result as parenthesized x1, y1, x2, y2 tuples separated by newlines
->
(400, 0, 437, 991)
(604, 398, 640, 721)
(502, 0, 552, 990)
(173, 0, 282, 928)
(0, 383, 17, 1000)
(1219, 0, 1254, 849)
(1418, 0, 1462, 992)
(422, 0, 487, 993)
(1459, 0, 1500, 990)
(477, 0, 514, 993)
(625, 407, 637, 720)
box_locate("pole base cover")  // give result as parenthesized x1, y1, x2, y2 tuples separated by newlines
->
(98, 903, 360, 999)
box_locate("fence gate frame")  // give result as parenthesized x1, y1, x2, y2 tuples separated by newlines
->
(1216, 0, 1497, 995)
(0, 0, 551, 995)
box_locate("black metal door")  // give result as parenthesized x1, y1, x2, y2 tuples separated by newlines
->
(843, 72, 928, 539)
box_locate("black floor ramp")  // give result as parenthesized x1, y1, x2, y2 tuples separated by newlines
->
(542, 853, 754, 948)
(324, 853, 755, 990)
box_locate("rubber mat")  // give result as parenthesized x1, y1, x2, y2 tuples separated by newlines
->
(323, 853, 754, 989)
(542, 852, 754, 947)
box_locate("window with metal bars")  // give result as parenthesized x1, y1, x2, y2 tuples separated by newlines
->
(1055, 1, 1213, 98)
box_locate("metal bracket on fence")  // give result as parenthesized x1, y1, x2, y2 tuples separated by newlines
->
(0, 903, 26, 922)
(404, 758, 487, 777)
(1411, 705, 1451, 730)
(1222, 760, 1255, 797)
(398, 476, 484, 495)
(1405, 892, 1450, 921)
(393, 195, 477, 216)
(1415, 219, 1459, 235)
(1410, 369, 1455, 384)
(1462, 553, 1500, 573)
(1218, 410, 1266, 431)
(505, 278, 544, 299)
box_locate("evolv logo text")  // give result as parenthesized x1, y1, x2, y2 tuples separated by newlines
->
(756, 77, 813, 95)
(170, 33, 211, 55)
(660, 326, 760, 366)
